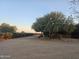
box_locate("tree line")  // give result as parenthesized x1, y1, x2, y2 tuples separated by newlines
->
(0, 12, 79, 40)
(0, 23, 33, 40)
(32, 12, 79, 39)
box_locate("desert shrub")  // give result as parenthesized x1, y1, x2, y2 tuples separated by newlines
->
(12, 33, 34, 38)
(0, 32, 34, 39)
(0, 23, 17, 33)
(0, 32, 13, 40)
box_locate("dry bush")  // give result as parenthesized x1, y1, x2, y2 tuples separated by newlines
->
(0, 32, 13, 40)
(12, 33, 34, 38)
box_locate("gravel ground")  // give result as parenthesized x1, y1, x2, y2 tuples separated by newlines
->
(0, 36, 79, 59)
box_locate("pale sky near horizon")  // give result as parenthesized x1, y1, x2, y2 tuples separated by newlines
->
(0, 0, 71, 32)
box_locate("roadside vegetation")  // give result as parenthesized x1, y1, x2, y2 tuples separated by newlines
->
(0, 23, 33, 40)
(0, 0, 79, 40)
(32, 11, 79, 39)
(0, 11, 79, 40)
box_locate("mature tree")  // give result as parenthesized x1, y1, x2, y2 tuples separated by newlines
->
(43, 12, 66, 38)
(32, 12, 75, 38)
(0, 23, 17, 33)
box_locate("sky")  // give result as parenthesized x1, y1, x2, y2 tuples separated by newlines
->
(0, 0, 70, 32)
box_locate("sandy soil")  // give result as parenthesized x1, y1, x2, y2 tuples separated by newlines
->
(0, 36, 79, 59)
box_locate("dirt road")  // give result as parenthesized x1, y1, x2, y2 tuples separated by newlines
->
(0, 36, 79, 59)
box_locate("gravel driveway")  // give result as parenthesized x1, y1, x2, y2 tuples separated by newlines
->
(0, 36, 79, 59)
